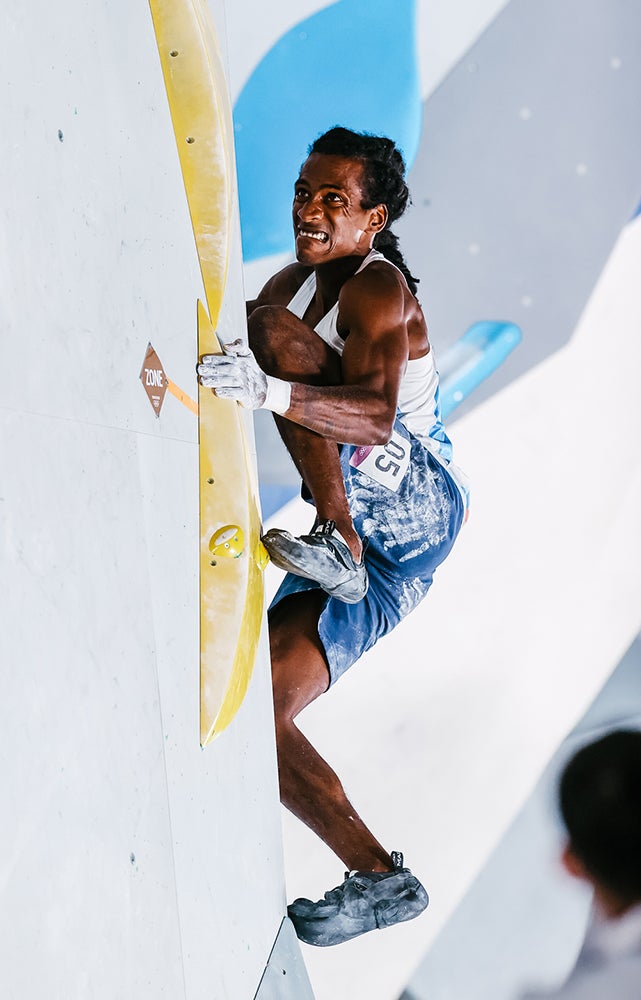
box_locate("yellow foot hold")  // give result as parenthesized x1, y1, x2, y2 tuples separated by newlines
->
(254, 539, 270, 571)
(209, 525, 244, 559)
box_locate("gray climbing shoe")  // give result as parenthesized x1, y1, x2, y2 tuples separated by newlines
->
(287, 851, 429, 947)
(261, 519, 368, 604)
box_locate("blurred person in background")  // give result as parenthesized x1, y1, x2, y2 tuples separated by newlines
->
(521, 729, 641, 999)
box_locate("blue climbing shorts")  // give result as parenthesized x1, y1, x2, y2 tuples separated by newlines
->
(269, 419, 465, 686)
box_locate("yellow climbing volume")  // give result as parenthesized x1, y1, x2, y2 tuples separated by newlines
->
(149, 0, 265, 745)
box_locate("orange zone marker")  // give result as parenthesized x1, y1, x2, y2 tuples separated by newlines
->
(167, 378, 198, 415)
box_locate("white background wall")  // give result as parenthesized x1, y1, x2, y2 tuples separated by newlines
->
(0, 2, 292, 997)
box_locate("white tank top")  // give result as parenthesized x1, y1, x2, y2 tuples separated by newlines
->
(286, 249, 450, 457)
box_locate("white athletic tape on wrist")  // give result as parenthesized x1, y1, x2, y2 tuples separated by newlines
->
(261, 375, 291, 415)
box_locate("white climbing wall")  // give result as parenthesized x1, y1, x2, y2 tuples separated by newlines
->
(0, 2, 312, 997)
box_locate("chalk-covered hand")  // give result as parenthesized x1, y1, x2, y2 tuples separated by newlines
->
(197, 339, 292, 414)
(197, 340, 267, 409)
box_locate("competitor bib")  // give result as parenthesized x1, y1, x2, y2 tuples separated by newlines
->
(349, 428, 410, 493)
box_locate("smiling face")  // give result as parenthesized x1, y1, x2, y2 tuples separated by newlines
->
(292, 153, 387, 264)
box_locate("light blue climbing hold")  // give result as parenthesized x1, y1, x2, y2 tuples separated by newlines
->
(233, 0, 421, 261)
(438, 321, 523, 419)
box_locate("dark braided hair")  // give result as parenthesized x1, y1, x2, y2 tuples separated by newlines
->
(309, 127, 419, 296)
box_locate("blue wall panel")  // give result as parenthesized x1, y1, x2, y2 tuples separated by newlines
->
(233, 0, 421, 260)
